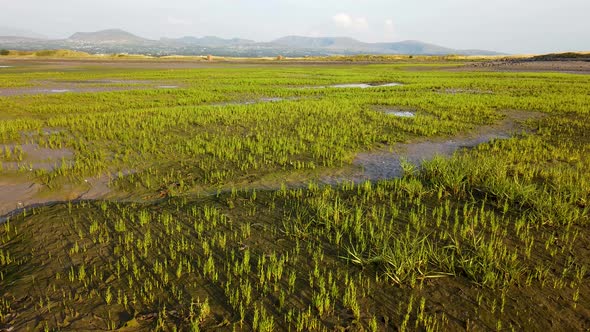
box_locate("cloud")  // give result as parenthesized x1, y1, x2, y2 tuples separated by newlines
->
(167, 16, 192, 26)
(332, 13, 352, 26)
(385, 19, 394, 33)
(380, 19, 395, 40)
(332, 13, 368, 30)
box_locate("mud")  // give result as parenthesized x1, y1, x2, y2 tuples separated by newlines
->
(0, 181, 45, 219)
(49, 79, 152, 84)
(300, 82, 403, 89)
(453, 60, 590, 74)
(326, 111, 541, 183)
(210, 97, 296, 106)
(329, 82, 402, 88)
(442, 88, 494, 95)
(0, 80, 183, 96)
(0, 85, 137, 96)
(0, 111, 540, 221)
(0, 179, 83, 218)
(1, 143, 73, 171)
(0, 171, 129, 219)
(0, 143, 120, 217)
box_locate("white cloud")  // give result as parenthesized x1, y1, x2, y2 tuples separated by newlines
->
(332, 13, 368, 30)
(385, 19, 394, 32)
(384, 19, 395, 40)
(332, 13, 353, 27)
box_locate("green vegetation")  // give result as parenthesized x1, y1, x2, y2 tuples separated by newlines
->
(0, 61, 589, 330)
(0, 49, 93, 57)
(531, 52, 590, 61)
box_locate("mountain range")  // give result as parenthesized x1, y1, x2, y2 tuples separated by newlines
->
(0, 28, 502, 57)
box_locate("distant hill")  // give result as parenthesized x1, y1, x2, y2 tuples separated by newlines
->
(0, 28, 503, 56)
(272, 36, 500, 56)
(68, 29, 150, 44)
(0, 26, 47, 39)
(165, 36, 255, 47)
(272, 36, 363, 50)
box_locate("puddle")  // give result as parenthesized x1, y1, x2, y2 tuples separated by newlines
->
(0, 66, 13, 68)
(210, 97, 295, 107)
(0, 87, 125, 96)
(50, 79, 152, 84)
(0, 181, 45, 219)
(385, 110, 415, 118)
(0, 170, 133, 220)
(1, 143, 74, 171)
(0, 80, 182, 96)
(327, 82, 402, 89)
(330, 82, 402, 88)
(0, 181, 88, 221)
(442, 88, 494, 95)
(0, 111, 540, 222)
(324, 111, 541, 182)
(21, 128, 65, 138)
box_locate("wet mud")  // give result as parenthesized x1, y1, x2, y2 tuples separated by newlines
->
(326, 110, 541, 183)
(0, 172, 126, 219)
(0, 111, 540, 221)
(452, 60, 590, 75)
(329, 82, 402, 88)
(1, 143, 73, 171)
(0, 80, 182, 96)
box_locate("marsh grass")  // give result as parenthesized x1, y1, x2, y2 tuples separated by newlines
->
(0, 62, 589, 330)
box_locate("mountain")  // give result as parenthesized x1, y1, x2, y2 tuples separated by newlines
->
(68, 29, 150, 44)
(272, 36, 499, 56)
(165, 36, 255, 47)
(272, 36, 365, 50)
(375, 40, 499, 56)
(0, 29, 503, 56)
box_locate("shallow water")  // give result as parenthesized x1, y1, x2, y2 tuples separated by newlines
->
(0, 170, 133, 220)
(52, 79, 151, 84)
(353, 134, 510, 180)
(0, 143, 73, 171)
(385, 110, 415, 118)
(0, 80, 181, 96)
(211, 97, 293, 106)
(0, 111, 539, 221)
(329, 82, 402, 88)
(323, 112, 537, 183)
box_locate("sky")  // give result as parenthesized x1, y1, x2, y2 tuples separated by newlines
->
(1, 0, 589, 54)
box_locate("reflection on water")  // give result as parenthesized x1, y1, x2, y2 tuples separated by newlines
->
(385, 110, 415, 118)
(329, 82, 402, 88)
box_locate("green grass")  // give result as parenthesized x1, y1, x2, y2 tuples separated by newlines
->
(0, 61, 589, 331)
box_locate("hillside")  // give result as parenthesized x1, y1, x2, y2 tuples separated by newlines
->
(0, 28, 502, 56)
(68, 29, 150, 44)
